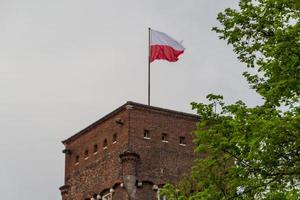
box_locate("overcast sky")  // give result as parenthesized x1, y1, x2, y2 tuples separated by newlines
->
(0, 1, 262, 199)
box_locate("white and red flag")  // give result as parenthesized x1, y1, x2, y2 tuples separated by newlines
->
(150, 29, 185, 63)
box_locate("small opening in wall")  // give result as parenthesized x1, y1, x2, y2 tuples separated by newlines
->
(103, 139, 108, 149)
(93, 144, 98, 154)
(84, 150, 89, 159)
(75, 155, 79, 165)
(162, 133, 168, 142)
(179, 136, 186, 145)
(112, 133, 117, 143)
(144, 129, 150, 139)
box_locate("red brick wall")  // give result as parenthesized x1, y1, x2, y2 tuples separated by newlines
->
(135, 182, 157, 200)
(129, 107, 197, 185)
(60, 103, 199, 200)
(63, 110, 129, 200)
(112, 186, 129, 200)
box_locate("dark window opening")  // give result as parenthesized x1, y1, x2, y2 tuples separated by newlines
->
(75, 155, 79, 164)
(144, 129, 150, 139)
(103, 139, 108, 148)
(84, 150, 89, 159)
(162, 133, 168, 142)
(93, 144, 98, 153)
(179, 136, 186, 145)
(113, 133, 117, 143)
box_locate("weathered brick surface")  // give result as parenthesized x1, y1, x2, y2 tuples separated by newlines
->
(129, 107, 197, 186)
(135, 182, 157, 200)
(60, 102, 199, 200)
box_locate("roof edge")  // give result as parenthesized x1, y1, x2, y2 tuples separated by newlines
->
(62, 101, 199, 145)
(62, 102, 129, 145)
(126, 101, 199, 119)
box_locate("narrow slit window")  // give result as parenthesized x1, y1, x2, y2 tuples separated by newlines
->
(179, 136, 186, 145)
(113, 133, 117, 143)
(103, 139, 108, 149)
(144, 129, 150, 139)
(75, 155, 79, 164)
(93, 144, 98, 154)
(84, 150, 89, 159)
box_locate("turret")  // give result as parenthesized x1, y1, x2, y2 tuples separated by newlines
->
(119, 151, 140, 199)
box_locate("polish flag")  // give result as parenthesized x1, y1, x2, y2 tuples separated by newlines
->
(150, 29, 185, 63)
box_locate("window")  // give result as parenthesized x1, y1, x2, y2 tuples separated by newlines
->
(162, 133, 168, 142)
(144, 129, 150, 139)
(179, 136, 186, 145)
(102, 193, 112, 200)
(112, 133, 117, 143)
(75, 155, 79, 165)
(93, 144, 98, 154)
(84, 150, 89, 159)
(103, 139, 108, 149)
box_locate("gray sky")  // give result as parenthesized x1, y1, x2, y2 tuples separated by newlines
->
(0, 0, 262, 199)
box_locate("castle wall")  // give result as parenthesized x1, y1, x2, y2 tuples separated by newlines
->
(129, 107, 197, 185)
(60, 102, 199, 200)
(62, 110, 129, 200)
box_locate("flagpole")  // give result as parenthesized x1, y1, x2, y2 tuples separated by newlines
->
(148, 27, 151, 106)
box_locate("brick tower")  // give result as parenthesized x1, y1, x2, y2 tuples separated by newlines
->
(59, 101, 199, 200)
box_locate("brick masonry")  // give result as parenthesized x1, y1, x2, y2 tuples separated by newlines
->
(60, 102, 199, 200)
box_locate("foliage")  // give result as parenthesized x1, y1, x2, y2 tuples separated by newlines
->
(161, 0, 300, 199)
(213, 0, 300, 106)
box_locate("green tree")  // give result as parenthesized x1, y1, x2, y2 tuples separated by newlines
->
(161, 0, 300, 199)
